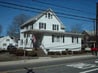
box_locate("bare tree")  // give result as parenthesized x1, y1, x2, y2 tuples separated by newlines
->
(13, 14, 30, 27)
(7, 14, 31, 39)
(70, 24, 83, 33)
(0, 24, 2, 36)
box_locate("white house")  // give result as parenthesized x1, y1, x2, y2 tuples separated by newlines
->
(0, 36, 17, 50)
(18, 9, 82, 54)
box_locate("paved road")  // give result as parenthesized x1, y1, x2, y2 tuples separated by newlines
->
(0, 56, 98, 73)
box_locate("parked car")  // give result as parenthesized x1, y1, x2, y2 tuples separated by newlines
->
(7, 44, 17, 54)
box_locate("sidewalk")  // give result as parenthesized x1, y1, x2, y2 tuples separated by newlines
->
(0, 54, 95, 66)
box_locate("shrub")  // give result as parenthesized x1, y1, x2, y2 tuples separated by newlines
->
(8, 49, 16, 54)
(0, 50, 8, 53)
(48, 51, 61, 55)
(68, 50, 72, 54)
(15, 49, 24, 56)
(54, 52, 61, 55)
(26, 51, 37, 57)
(48, 52, 55, 55)
(62, 51, 67, 55)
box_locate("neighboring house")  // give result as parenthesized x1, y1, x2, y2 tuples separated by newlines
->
(0, 36, 17, 50)
(18, 9, 82, 55)
(82, 30, 96, 51)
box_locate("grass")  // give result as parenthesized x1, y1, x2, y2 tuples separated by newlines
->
(0, 51, 91, 62)
(0, 52, 38, 62)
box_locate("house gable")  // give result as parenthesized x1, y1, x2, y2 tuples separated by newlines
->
(21, 9, 65, 32)
(33, 9, 65, 31)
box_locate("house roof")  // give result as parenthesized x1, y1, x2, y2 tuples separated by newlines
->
(21, 8, 65, 29)
(22, 29, 82, 37)
(0, 36, 17, 43)
(82, 30, 96, 36)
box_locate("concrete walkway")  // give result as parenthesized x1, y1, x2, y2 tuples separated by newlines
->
(0, 54, 95, 66)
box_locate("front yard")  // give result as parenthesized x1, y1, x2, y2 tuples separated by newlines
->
(0, 52, 38, 62)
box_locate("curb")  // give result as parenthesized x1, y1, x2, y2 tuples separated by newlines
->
(0, 55, 95, 66)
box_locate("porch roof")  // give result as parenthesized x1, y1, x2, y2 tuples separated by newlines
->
(22, 29, 83, 37)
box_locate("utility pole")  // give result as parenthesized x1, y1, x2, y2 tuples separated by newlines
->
(93, 20, 96, 48)
(96, 3, 98, 48)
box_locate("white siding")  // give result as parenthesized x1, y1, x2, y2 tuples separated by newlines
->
(33, 11, 65, 32)
(42, 35, 81, 51)
(0, 36, 17, 50)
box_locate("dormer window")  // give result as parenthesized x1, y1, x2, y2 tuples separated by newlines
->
(48, 13, 51, 19)
(45, 13, 47, 18)
(45, 12, 52, 19)
(51, 15, 53, 19)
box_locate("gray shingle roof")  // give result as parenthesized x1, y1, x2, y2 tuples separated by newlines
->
(83, 30, 96, 36)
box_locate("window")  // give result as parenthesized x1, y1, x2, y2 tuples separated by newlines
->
(39, 22, 46, 29)
(77, 37, 78, 43)
(45, 13, 52, 19)
(57, 36, 60, 42)
(6, 39, 10, 41)
(72, 36, 74, 43)
(3, 43, 6, 46)
(52, 24, 55, 30)
(57, 25, 59, 30)
(30, 25, 33, 29)
(63, 36, 65, 43)
(48, 13, 51, 19)
(46, 49, 50, 52)
(72, 36, 78, 43)
(52, 24, 59, 30)
(27, 34, 30, 37)
(26, 38, 28, 45)
(52, 35, 64, 43)
(52, 35, 54, 42)
(45, 13, 47, 18)
(24, 33, 27, 38)
(26, 25, 28, 29)
(44, 23, 46, 29)
(51, 15, 53, 19)
(21, 39, 23, 45)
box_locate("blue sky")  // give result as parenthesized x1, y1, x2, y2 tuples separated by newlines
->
(0, 0, 98, 36)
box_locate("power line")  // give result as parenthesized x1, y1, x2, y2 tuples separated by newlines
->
(0, 1, 95, 20)
(0, 1, 43, 11)
(58, 15, 94, 22)
(0, 4, 93, 22)
(32, 0, 95, 15)
(55, 11, 94, 20)
(0, 4, 40, 13)
(0, 1, 95, 22)
(64, 0, 95, 9)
